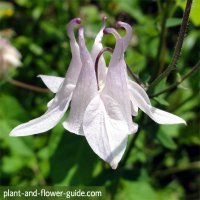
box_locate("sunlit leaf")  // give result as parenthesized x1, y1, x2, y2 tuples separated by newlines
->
(0, 2, 14, 17)
(156, 128, 177, 150)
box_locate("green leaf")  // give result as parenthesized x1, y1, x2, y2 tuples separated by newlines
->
(0, 120, 34, 157)
(48, 123, 64, 157)
(116, 180, 157, 200)
(154, 96, 170, 107)
(0, 2, 14, 17)
(166, 18, 182, 27)
(177, 0, 200, 26)
(156, 128, 177, 150)
(80, 6, 99, 23)
(158, 180, 185, 200)
(2, 156, 25, 174)
(29, 43, 43, 56)
(179, 122, 200, 145)
(114, 0, 146, 24)
(50, 132, 99, 186)
(0, 94, 27, 121)
(126, 51, 146, 73)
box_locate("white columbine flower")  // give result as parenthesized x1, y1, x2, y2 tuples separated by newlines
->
(0, 38, 21, 75)
(10, 18, 186, 169)
(36, 23, 185, 169)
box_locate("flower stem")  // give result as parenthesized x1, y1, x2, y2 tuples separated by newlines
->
(154, 2, 169, 77)
(120, 130, 141, 167)
(149, 0, 193, 89)
(8, 79, 50, 93)
(150, 60, 200, 97)
(154, 161, 200, 177)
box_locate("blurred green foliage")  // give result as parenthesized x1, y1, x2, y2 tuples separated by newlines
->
(0, 0, 199, 199)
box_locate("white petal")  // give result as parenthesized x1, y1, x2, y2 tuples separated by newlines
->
(63, 27, 98, 135)
(64, 42, 82, 85)
(47, 99, 54, 107)
(10, 84, 75, 136)
(129, 82, 186, 125)
(128, 79, 151, 104)
(103, 29, 137, 133)
(131, 101, 138, 116)
(38, 75, 64, 93)
(116, 21, 133, 50)
(83, 94, 129, 169)
(113, 24, 138, 117)
(37, 75, 64, 93)
(61, 18, 82, 85)
(64, 18, 82, 86)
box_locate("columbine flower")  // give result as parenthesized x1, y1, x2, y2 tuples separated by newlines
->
(10, 18, 186, 169)
(39, 23, 186, 169)
(0, 38, 21, 75)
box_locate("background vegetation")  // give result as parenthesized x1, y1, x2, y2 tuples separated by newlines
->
(0, 0, 199, 199)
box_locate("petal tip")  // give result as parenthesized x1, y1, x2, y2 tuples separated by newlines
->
(71, 18, 81, 25)
(62, 121, 67, 130)
(116, 21, 122, 28)
(103, 28, 109, 35)
(111, 162, 118, 170)
(75, 18, 81, 24)
(9, 127, 26, 137)
(182, 119, 187, 125)
(9, 130, 18, 137)
(37, 74, 42, 78)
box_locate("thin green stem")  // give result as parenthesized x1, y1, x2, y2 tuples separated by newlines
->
(156, 0, 162, 14)
(170, 94, 196, 112)
(154, 161, 200, 177)
(149, 0, 193, 89)
(126, 65, 144, 87)
(120, 130, 141, 167)
(150, 60, 200, 97)
(154, 2, 169, 77)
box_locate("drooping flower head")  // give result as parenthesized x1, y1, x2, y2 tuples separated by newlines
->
(9, 18, 186, 170)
